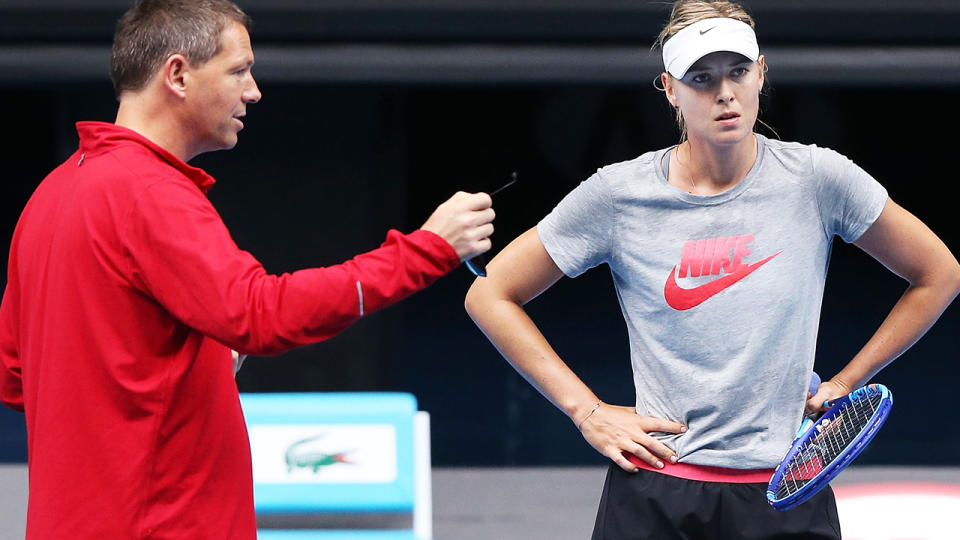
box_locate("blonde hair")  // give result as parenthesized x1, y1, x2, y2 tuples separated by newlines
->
(655, 0, 755, 52)
(654, 1, 775, 142)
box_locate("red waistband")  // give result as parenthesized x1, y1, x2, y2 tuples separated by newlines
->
(624, 452, 774, 483)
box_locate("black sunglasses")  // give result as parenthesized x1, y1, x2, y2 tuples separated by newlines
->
(465, 171, 517, 277)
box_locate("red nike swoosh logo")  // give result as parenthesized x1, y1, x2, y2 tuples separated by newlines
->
(664, 252, 782, 310)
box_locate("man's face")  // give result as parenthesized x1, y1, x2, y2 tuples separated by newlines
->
(184, 20, 261, 157)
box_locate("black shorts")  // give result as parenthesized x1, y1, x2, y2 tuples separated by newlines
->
(592, 464, 841, 540)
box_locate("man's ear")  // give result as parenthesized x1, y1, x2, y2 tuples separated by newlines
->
(160, 54, 189, 99)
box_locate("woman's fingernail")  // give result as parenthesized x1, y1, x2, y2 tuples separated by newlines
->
(656, 461, 664, 469)
(680, 426, 688, 433)
(670, 455, 678, 463)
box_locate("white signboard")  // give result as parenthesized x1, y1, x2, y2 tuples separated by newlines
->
(249, 424, 398, 483)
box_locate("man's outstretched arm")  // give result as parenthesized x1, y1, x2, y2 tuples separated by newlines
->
(123, 183, 494, 356)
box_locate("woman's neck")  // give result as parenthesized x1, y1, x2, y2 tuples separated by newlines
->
(671, 133, 758, 195)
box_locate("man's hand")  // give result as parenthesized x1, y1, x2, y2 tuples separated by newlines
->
(421, 191, 495, 261)
(579, 403, 686, 472)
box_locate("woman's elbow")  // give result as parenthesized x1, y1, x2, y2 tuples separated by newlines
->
(946, 260, 960, 299)
(464, 279, 486, 319)
(922, 257, 960, 301)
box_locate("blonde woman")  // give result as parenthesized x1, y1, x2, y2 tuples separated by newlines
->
(465, 0, 960, 538)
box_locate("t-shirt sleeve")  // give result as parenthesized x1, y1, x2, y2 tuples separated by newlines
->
(812, 146, 888, 243)
(536, 170, 615, 277)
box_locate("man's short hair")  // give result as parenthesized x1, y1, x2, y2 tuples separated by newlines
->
(110, 0, 251, 97)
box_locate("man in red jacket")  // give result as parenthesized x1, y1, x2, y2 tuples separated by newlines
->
(0, 1, 494, 538)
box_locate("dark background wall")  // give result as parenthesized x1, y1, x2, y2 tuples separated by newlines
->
(1, 1, 958, 466)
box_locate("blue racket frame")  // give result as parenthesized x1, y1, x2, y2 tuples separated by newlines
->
(766, 384, 893, 511)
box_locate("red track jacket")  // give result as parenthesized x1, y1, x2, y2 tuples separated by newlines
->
(0, 122, 460, 539)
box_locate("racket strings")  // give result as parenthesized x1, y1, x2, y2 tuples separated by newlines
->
(775, 390, 882, 500)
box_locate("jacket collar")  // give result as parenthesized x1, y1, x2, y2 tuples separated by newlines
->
(76, 121, 217, 194)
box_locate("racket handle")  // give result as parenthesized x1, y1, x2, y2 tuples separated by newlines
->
(797, 371, 829, 439)
(808, 372, 833, 409)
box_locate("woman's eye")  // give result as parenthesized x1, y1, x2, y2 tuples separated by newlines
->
(731, 67, 748, 77)
(692, 73, 710, 84)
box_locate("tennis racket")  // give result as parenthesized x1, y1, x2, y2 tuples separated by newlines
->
(766, 375, 893, 511)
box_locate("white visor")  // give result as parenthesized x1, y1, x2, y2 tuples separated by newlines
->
(662, 18, 759, 79)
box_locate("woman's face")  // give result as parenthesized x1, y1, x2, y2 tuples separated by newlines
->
(663, 51, 765, 148)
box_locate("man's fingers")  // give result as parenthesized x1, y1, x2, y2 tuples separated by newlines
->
(471, 238, 492, 256)
(457, 191, 492, 211)
(472, 223, 494, 241)
(459, 238, 492, 262)
(472, 207, 496, 226)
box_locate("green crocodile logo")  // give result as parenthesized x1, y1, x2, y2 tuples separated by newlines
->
(284, 435, 354, 474)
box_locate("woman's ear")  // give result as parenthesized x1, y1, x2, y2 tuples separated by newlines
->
(662, 72, 678, 109)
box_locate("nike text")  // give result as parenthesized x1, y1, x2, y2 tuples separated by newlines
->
(678, 234, 753, 278)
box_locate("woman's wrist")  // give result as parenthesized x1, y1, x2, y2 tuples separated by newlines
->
(575, 401, 603, 430)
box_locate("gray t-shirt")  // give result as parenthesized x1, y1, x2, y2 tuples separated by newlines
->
(538, 134, 888, 469)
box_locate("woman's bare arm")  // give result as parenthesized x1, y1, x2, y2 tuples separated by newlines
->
(465, 227, 686, 471)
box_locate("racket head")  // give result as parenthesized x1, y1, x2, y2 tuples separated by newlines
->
(766, 383, 893, 511)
